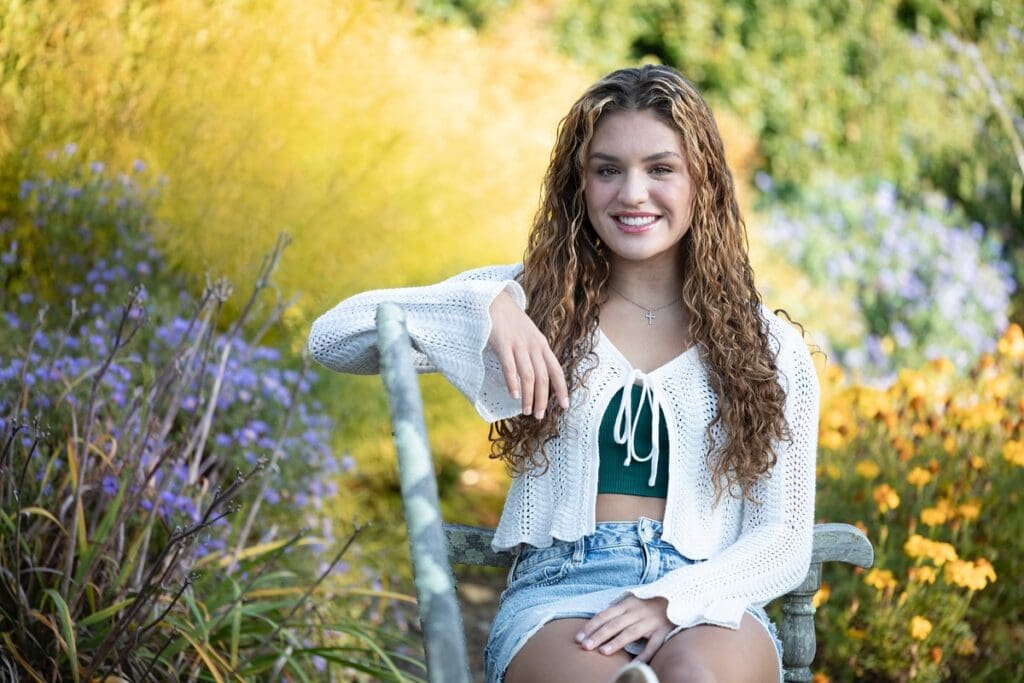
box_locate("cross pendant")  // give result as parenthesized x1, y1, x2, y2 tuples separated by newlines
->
(645, 310, 656, 325)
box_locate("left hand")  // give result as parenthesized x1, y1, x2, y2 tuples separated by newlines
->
(575, 596, 674, 662)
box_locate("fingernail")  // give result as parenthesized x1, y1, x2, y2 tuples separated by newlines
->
(600, 646, 611, 654)
(582, 639, 593, 649)
(536, 410, 545, 419)
(512, 390, 520, 400)
(560, 398, 569, 409)
(523, 405, 531, 415)
(575, 632, 585, 643)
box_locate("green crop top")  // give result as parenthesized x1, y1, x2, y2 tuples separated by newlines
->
(597, 383, 670, 498)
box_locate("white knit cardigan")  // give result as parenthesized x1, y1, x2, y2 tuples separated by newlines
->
(307, 263, 820, 631)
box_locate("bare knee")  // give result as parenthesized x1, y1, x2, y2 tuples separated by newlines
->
(652, 653, 718, 683)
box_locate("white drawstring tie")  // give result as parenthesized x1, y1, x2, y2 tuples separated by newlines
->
(612, 369, 663, 487)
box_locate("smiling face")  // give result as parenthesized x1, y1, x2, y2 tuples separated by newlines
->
(584, 109, 695, 271)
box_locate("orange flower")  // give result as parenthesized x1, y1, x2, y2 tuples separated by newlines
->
(920, 507, 947, 527)
(944, 558, 997, 591)
(910, 615, 933, 640)
(906, 466, 932, 487)
(873, 483, 900, 513)
(1003, 440, 1024, 467)
(856, 460, 880, 480)
(997, 323, 1024, 360)
(820, 430, 845, 450)
(930, 646, 943, 664)
(957, 501, 981, 521)
(812, 674, 831, 683)
(864, 568, 897, 591)
(904, 534, 958, 566)
(812, 581, 831, 608)
(908, 566, 937, 584)
(983, 373, 1011, 400)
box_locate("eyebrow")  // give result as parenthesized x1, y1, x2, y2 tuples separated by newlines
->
(588, 151, 682, 163)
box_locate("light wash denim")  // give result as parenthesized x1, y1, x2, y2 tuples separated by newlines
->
(484, 517, 784, 683)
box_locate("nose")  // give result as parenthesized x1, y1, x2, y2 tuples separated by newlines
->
(618, 169, 649, 206)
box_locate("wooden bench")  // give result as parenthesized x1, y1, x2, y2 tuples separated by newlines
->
(375, 303, 873, 683)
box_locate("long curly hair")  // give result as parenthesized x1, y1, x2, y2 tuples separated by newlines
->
(489, 65, 793, 500)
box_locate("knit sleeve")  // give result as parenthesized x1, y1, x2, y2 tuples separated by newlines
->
(622, 311, 820, 630)
(307, 263, 526, 422)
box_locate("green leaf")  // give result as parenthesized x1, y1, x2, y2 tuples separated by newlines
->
(42, 589, 80, 683)
(78, 597, 135, 628)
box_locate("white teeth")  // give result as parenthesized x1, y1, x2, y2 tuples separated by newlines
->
(617, 215, 658, 226)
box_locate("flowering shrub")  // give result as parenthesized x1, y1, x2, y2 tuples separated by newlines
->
(0, 158, 419, 680)
(758, 176, 1015, 380)
(811, 324, 1024, 681)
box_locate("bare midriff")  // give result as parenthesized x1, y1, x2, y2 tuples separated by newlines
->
(595, 493, 666, 523)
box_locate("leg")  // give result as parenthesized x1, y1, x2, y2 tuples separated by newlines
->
(649, 613, 780, 683)
(505, 618, 631, 683)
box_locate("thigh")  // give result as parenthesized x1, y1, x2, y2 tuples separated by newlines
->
(650, 613, 780, 683)
(505, 618, 630, 683)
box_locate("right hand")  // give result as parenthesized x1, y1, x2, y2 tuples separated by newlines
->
(488, 291, 569, 419)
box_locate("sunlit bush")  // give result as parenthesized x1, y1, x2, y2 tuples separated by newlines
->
(812, 325, 1024, 681)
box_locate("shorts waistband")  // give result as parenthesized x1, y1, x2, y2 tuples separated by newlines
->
(515, 517, 666, 569)
(588, 516, 664, 550)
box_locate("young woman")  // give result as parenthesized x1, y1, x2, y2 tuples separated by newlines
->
(308, 65, 820, 683)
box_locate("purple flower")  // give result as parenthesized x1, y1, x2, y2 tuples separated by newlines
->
(102, 475, 119, 496)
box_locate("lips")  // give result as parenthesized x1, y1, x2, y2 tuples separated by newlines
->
(613, 214, 660, 233)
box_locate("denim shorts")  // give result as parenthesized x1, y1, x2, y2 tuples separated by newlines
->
(483, 517, 784, 683)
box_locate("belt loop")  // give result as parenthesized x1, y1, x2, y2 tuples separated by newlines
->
(573, 536, 586, 565)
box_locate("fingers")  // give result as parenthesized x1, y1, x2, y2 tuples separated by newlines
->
(498, 347, 520, 401)
(487, 294, 568, 417)
(591, 618, 649, 655)
(531, 349, 550, 418)
(513, 347, 535, 415)
(574, 598, 673, 659)
(633, 629, 669, 663)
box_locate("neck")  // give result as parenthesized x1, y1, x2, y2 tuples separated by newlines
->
(607, 256, 685, 305)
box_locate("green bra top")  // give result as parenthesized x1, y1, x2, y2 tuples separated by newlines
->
(597, 382, 670, 498)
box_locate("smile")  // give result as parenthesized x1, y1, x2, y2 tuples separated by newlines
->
(613, 214, 660, 233)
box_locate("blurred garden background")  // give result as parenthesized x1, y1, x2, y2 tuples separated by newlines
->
(1, 0, 1022, 680)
